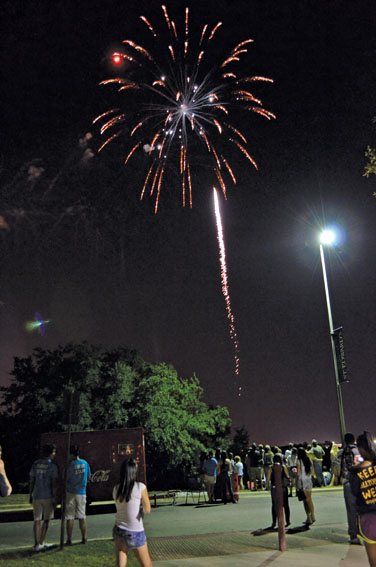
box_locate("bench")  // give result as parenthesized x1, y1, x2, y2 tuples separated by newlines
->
(150, 490, 182, 507)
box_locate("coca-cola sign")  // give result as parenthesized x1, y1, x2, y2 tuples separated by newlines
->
(89, 469, 111, 483)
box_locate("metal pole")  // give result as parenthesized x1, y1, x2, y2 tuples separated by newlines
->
(60, 391, 73, 549)
(274, 464, 287, 551)
(319, 244, 346, 442)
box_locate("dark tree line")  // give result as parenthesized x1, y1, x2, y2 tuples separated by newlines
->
(0, 342, 231, 488)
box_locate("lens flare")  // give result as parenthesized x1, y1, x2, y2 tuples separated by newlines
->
(25, 312, 51, 336)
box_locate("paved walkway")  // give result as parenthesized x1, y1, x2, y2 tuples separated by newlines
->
(0, 488, 370, 566)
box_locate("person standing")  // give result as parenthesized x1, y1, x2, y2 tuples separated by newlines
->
(350, 431, 376, 567)
(113, 458, 152, 567)
(309, 440, 325, 487)
(218, 451, 236, 504)
(234, 456, 244, 490)
(339, 432, 362, 545)
(286, 446, 298, 497)
(203, 451, 217, 503)
(284, 443, 294, 464)
(0, 445, 12, 497)
(247, 443, 262, 491)
(266, 454, 291, 528)
(297, 446, 315, 525)
(29, 443, 58, 552)
(263, 445, 274, 486)
(329, 442, 341, 486)
(65, 445, 91, 545)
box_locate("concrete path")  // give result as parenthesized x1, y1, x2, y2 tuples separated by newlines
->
(0, 488, 370, 566)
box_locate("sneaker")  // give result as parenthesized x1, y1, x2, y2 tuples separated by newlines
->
(349, 537, 361, 545)
(81, 538, 87, 544)
(32, 544, 44, 552)
(65, 540, 73, 546)
(42, 543, 54, 549)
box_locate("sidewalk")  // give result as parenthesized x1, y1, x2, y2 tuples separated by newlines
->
(0, 488, 369, 566)
(152, 542, 367, 567)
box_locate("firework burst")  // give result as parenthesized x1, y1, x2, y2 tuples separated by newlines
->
(95, 5, 275, 212)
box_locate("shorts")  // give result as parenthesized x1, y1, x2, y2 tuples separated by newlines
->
(204, 475, 216, 485)
(112, 525, 147, 548)
(33, 498, 55, 521)
(65, 493, 86, 520)
(359, 513, 376, 544)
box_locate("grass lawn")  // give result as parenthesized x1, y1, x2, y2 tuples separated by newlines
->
(0, 494, 31, 511)
(0, 540, 141, 567)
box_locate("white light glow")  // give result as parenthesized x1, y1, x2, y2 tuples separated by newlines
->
(320, 229, 336, 245)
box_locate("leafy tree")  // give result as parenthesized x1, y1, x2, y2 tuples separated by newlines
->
(0, 343, 231, 488)
(231, 426, 251, 459)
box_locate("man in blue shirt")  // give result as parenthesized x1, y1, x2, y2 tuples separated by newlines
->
(65, 445, 91, 545)
(203, 451, 218, 503)
(29, 444, 58, 552)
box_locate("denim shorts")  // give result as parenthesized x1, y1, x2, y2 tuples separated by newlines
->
(112, 525, 147, 548)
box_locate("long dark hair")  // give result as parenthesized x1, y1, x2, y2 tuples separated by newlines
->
(297, 447, 311, 475)
(116, 458, 138, 503)
(357, 431, 376, 462)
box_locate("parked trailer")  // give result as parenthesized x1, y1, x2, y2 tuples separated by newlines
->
(40, 427, 146, 503)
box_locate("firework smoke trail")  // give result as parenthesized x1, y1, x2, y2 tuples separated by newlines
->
(213, 187, 240, 377)
(95, 5, 275, 212)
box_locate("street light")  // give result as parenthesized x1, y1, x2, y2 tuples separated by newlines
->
(319, 229, 346, 442)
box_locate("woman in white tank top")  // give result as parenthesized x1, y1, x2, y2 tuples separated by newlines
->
(297, 447, 316, 525)
(112, 458, 152, 567)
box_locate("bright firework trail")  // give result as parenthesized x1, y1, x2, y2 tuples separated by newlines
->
(95, 5, 275, 212)
(213, 187, 240, 382)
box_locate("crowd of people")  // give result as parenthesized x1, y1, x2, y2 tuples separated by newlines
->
(199, 433, 376, 567)
(1, 432, 376, 567)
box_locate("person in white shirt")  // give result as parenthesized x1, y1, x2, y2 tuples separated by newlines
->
(112, 458, 152, 567)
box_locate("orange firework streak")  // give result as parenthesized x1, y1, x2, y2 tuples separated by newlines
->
(213, 187, 240, 376)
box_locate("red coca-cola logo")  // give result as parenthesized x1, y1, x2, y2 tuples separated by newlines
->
(89, 470, 111, 483)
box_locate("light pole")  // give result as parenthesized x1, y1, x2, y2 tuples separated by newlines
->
(319, 229, 346, 442)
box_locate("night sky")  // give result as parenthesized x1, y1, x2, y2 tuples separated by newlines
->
(1, 0, 376, 446)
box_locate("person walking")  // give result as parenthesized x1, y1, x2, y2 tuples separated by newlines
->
(113, 458, 152, 567)
(350, 431, 376, 567)
(29, 443, 58, 551)
(65, 445, 91, 545)
(339, 432, 362, 545)
(297, 446, 315, 525)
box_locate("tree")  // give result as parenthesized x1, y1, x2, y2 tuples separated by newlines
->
(231, 426, 251, 460)
(0, 343, 231, 488)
